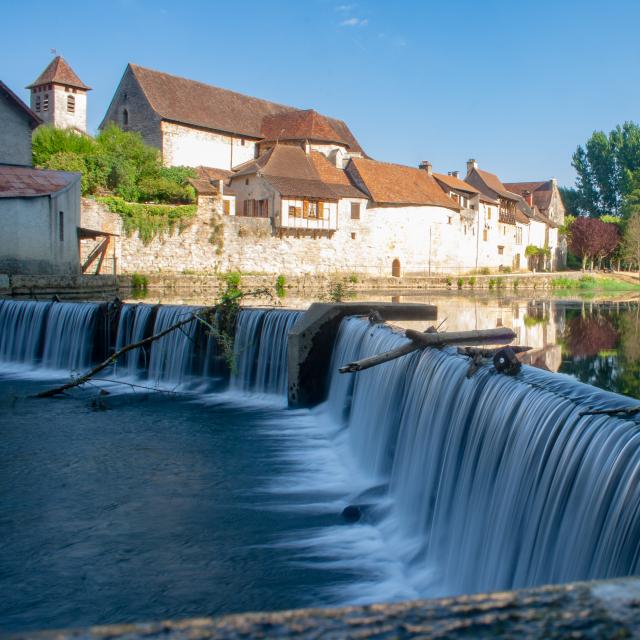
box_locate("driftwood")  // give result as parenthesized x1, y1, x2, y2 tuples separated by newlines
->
(458, 345, 532, 378)
(34, 313, 197, 398)
(405, 327, 516, 348)
(339, 327, 517, 374)
(579, 406, 640, 417)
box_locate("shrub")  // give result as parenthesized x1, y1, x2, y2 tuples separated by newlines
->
(467, 276, 476, 287)
(275, 274, 286, 297)
(488, 278, 497, 289)
(130, 273, 148, 290)
(445, 276, 453, 287)
(96, 196, 197, 244)
(348, 273, 358, 284)
(225, 271, 242, 289)
(479, 267, 491, 275)
(456, 277, 464, 289)
(513, 278, 520, 289)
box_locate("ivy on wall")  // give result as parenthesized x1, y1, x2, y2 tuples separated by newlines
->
(96, 196, 197, 245)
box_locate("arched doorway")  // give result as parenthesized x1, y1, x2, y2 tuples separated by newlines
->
(392, 258, 401, 278)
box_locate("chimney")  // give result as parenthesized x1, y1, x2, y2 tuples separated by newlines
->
(419, 160, 433, 175)
(217, 179, 224, 195)
(467, 158, 478, 173)
(451, 170, 460, 178)
(550, 177, 557, 187)
(523, 189, 533, 207)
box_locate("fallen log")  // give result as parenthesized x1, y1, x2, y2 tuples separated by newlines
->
(579, 406, 640, 417)
(34, 313, 198, 398)
(405, 327, 516, 348)
(339, 327, 517, 374)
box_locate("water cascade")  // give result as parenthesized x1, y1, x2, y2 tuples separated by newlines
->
(0, 300, 101, 371)
(325, 317, 640, 597)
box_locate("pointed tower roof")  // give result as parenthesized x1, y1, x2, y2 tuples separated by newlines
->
(27, 56, 91, 90)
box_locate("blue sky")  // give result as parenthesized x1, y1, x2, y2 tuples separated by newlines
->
(2, 0, 639, 186)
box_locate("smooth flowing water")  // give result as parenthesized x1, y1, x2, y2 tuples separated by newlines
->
(1, 298, 640, 632)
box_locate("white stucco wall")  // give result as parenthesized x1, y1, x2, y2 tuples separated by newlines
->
(161, 121, 257, 169)
(0, 91, 33, 166)
(0, 180, 81, 274)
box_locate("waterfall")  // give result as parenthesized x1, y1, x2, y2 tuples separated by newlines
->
(232, 309, 303, 395)
(325, 317, 640, 597)
(0, 300, 100, 372)
(114, 304, 155, 378)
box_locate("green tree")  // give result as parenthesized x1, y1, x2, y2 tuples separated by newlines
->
(623, 212, 640, 276)
(571, 122, 640, 218)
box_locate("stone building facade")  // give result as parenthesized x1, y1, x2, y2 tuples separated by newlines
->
(27, 57, 90, 132)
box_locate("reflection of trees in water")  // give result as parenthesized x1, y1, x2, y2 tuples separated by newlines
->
(559, 304, 640, 399)
(564, 314, 618, 357)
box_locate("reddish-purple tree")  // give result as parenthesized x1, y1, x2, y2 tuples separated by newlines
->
(569, 217, 620, 269)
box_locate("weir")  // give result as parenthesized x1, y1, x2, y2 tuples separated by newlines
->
(1, 299, 640, 634)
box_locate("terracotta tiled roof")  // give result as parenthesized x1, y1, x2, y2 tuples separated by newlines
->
(472, 168, 518, 201)
(309, 152, 367, 198)
(433, 172, 479, 194)
(504, 181, 553, 212)
(260, 110, 358, 150)
(27, 56, 90, 90)
(0, 81, 41, 129)
(196, 166, 233, 181)
(128, 65, 364, 154)
(349, 158, 460, 209)
(230, 145, 341, 199)
(0, 165, 79, 198)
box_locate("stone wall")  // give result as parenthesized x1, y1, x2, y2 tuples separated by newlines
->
(79, 198, 122, 275)
(83, 194, 557, 278)
(99, 67, 163, 149)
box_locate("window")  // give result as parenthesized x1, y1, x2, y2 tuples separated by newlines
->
(289, 205, 302, 218)
(240, 139, 245, 146)
(515, 227, 522, 245)
(223, 199, 231, 215)
(245, 178, 249, 186)
(258, 199, 269, 217)
(323, 204, 331, 219)
(35, 96, 41, 112)
(307, 202, 318, 218)
(59, 211, 64, 242)
(243, 199, 255, 216)
(483, 228, 488, 241)
(122, 108, 128, 126)
(498, 245, 504, 255)
(67, 95, 75, 113)
(43, 94, 49, 111)
(351, 202, 361, 219)
(447, 216, 452, 225)
(451, 192, 460, 203)
(487, 207, 491, 220)
(351, 232, 356, 240)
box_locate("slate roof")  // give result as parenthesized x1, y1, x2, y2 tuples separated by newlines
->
(230, 145, 345, 199)
(0, 81, 41, 129)
(0, 165, 79, 198)
(27, 56, 91, 90)
(348, 158, 460, 209)
(127, 65, 364, 153)
(433, 172, 480, 194)
(504, 181, 554, 212)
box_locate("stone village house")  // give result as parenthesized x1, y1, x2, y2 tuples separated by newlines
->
(21, 57, 564, 277)
(0, 80, 83, 276)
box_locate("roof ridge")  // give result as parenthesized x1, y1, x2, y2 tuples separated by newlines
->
(129, 62, 296, 113)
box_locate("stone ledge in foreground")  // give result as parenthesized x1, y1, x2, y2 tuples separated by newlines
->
(12, 577, 640, 639)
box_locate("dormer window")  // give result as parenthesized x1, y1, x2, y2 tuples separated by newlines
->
(67, 95, 75, 113)
(122, 109, 129, 126)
